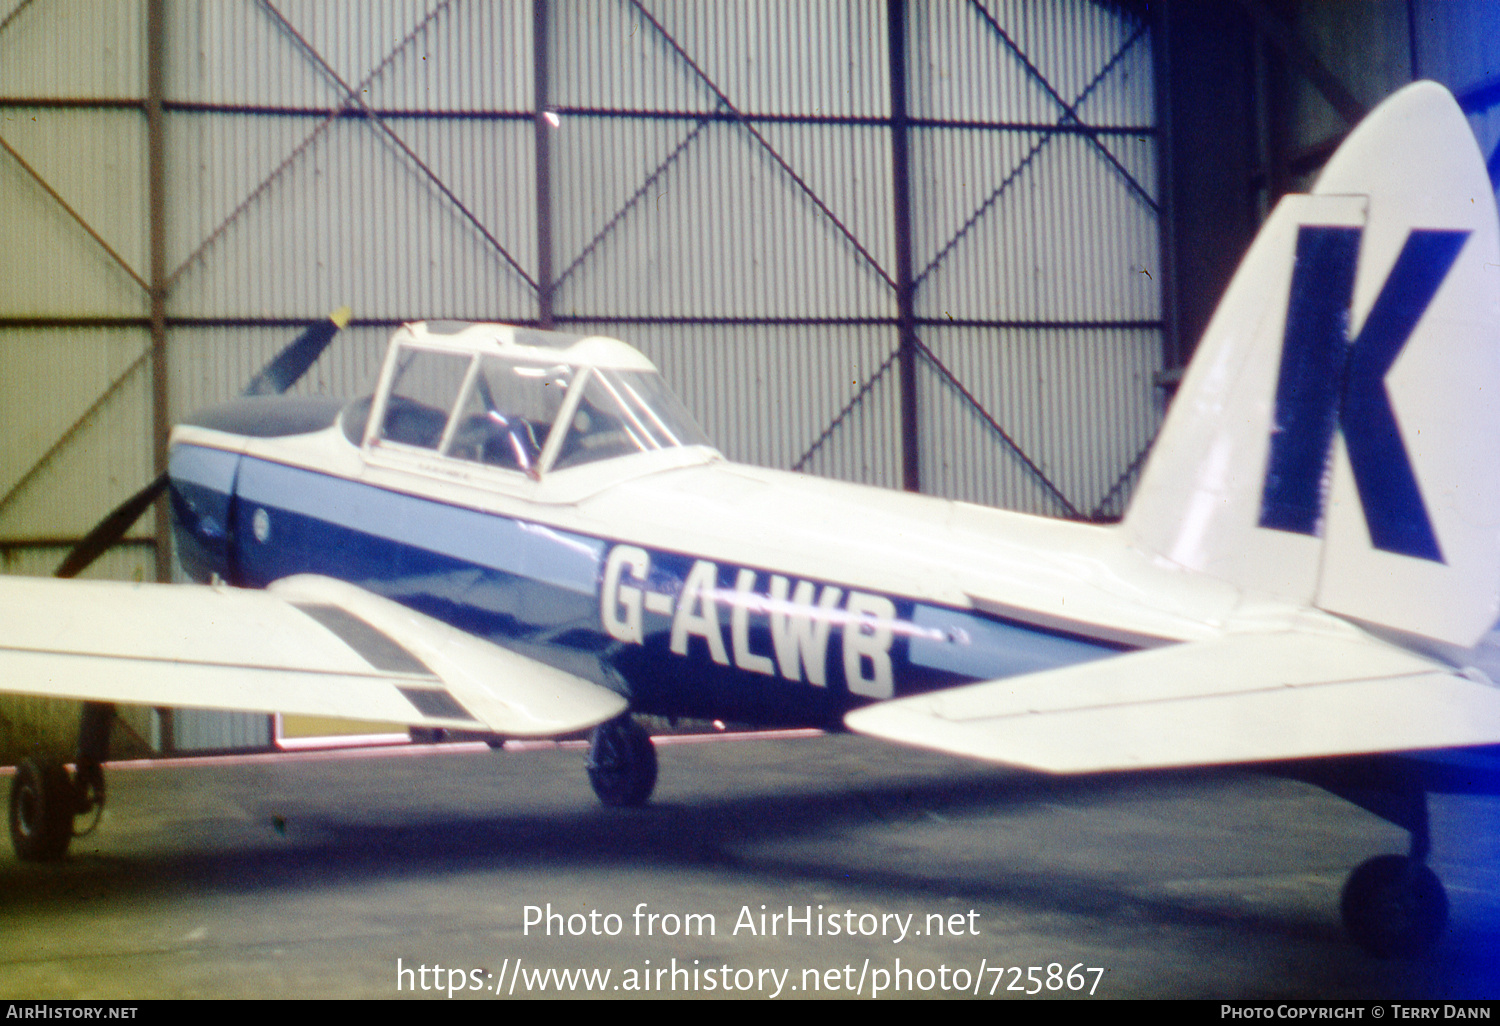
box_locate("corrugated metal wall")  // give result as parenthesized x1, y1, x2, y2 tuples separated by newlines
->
(2, 0, 1164, 546)
(905, 1, 1159, 517)
(0, 0, 156, 587)
(0, 0, 1161, 753)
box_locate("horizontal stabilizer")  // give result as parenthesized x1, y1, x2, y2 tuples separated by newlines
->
(0, 574, 626, 738)
(845, 632, 1500, 772)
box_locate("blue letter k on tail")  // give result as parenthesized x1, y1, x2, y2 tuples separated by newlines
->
(1259, 226, 1469, 563)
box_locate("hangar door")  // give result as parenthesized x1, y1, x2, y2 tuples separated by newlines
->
(0, 1, 1160, 751)
(545, 0, 1162, 520)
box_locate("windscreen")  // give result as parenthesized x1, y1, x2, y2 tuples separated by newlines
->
(551, 369, 711, 470)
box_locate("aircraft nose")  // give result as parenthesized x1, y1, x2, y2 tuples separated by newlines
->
(167, 441, 242, 584)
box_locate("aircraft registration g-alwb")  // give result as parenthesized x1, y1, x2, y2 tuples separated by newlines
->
(4, 81, 1500, 958)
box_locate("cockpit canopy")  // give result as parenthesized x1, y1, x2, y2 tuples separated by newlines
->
(356, 322, 714, 479)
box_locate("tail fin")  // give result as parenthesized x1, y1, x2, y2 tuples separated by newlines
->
(1123, 82, 1500, 648)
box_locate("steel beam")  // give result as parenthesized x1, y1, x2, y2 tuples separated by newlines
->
(888, 0, 919, 494)
(534, 0, 554, 328)
(148, 0, 170, 582)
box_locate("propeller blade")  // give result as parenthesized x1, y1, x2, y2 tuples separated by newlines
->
(55, 472, 168, 579)
(55, 307, 351, 577)
(241, 306, 352, 397)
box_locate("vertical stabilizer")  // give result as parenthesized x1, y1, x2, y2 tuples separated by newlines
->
(1124, 83, 1500, 647)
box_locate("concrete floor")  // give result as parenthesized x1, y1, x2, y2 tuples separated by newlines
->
(1, 731, 1498, 1000)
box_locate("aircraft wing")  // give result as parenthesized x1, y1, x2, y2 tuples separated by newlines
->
(845, 631, 1500, 772)
(0, 573, 626, 738)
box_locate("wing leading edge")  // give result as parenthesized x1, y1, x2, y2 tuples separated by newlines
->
(0, 573, 626, 738)
(845, 631, 1500, 773)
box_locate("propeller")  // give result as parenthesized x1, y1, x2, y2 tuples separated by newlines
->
(55, 307, 352, 579)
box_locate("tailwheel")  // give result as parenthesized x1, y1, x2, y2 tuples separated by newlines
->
(8, 758, 77, 862)
(1340, 854, 1448, 958)
(586, 716, 657, 808)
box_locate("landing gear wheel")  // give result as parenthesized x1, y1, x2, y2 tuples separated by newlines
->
(587, 716, 657, 807)
(1340, 854, 1447, 958)
(71, 760, 106, 837)
(8, 758, 76, 862)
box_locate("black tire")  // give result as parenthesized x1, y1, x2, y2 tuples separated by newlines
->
(587, 717, 657, 808)
(8, 758, 75, 862)
(1340, 854, 1447, 958)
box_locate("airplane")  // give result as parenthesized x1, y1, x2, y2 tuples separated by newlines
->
(3, 80, 1500, 962)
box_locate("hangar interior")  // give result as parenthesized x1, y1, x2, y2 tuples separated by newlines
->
(2, 0, 1498, 759)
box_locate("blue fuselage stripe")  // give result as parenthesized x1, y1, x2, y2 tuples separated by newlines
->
(235, 457, 603, 595)
(909, 605, 1115, 679)
(172, 444, 1125, 727)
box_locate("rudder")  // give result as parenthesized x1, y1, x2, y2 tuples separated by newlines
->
(1123, 82, 1500, 648)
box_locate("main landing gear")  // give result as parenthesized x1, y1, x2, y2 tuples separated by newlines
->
(1338, 792, 1447, 959)
(586, 715, 657, 807)
(7, 702, 112, 862)
(1340, 855, 1447, 959)
(1296, 762, 1449, 959)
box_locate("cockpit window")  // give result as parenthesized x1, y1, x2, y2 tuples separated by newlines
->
(551, 369, 711, 470)
(446, 357, 574, 475)
(367, 341, 711, 479)
(378, 347, 470, 449)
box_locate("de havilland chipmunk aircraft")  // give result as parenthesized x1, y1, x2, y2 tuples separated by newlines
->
(4, 81, 1500, 959)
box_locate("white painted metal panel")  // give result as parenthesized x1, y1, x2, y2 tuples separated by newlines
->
(0, 0, 144, 99)
(634, 0, 890, 118)
(571, 321, 902, 487)
(165, 115, 540, 321)
(0, 328, 153, 540)
(0, 110, 148, 317)
(553, 121, 895, 320)
(919, 326, 1162, 518)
